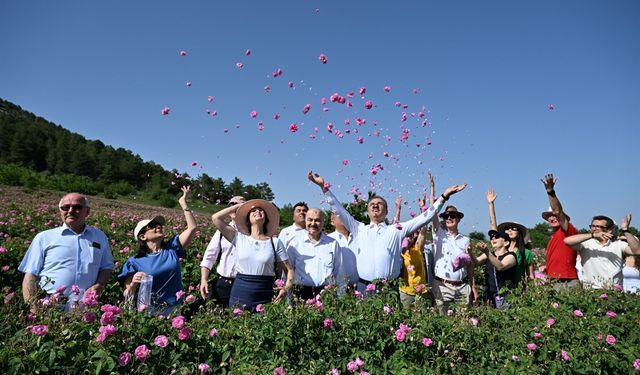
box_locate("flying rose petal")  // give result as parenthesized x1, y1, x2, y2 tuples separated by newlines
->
(321, 97, 327, 105)
(207, 96, 214, 102)
(327, 122, 334, 133)
(179, 50, 187, 56)
(161, 107, 170, 115)
(258, 122, 265, 131)
(236, 62, 243, 69)
(302, 104, 312, 114)
(211, 110, 218, 116)
(274, 113, 280, 120)
(250, 110, 258, 118)
(342, 160, 349, 166)
(394, 101, 402, 107)
(272, 68, 283, 77)
(191, 161, 198, 166)
(245, 49, 251, 56)
(318, 53, 328, 64)
(357, 136, 364, 144)
(288, 81, 294, 88)
(384, 86, 391, 92)
(309, 134, 316, 139)
(264, 85, 271, 92)
(289, 123, 299, 132)
(186, 81, 192, 87)
(223, 128, 229, 133)
(548, 104, 555, 110)
(364, 100, 373, 109)
(359, 87, 366, 96)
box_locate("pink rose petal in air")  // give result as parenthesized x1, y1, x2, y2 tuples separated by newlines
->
(357, 136, 364, 144)
(264, 85, 271, 92)
(548, 104, 555, 110)
(211, 110, 217, 116)
(364, 100, 373, 109)
(342, 160, 349, 166)
(161, 107, 170, 115)
(250, 110, 258, 118)
(288, 81, 294, 88)
(274, 113, 280, 120)
(359, 87, 366, 96)
(384, 86, 391, 92)
(207, 96, 214, 103)
(321, 97, 327, 105)
(318, 53, 328, 64)
(191, 161, 198, 167)
(289, 123, 299, 132)
(245, 49, 251, 56)
(302, 104, 312, 114)
(236, 62, 243, 69)
(179, 50, 187, 56)
(272, 68, 283, 77)
(186, 81, 192, 87)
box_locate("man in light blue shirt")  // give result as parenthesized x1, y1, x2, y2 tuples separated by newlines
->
(287, 208, 342, 300)
(308, 171, 467, 293)
(19, 193, 114, 307)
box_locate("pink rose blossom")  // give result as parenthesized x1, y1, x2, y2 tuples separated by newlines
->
(233, 308, 243, 316)
(100, 311, 116, 325)
(633, 358, 640, 371)
(527, 343, 538, 351)
(30, 325, 48, 336)
(512, 355, 520, 361)
(346, 361, 358, 372)
(209, 328, 218, 337)
(101, 304, 122, 315)
(82, 289, 98, 307)
(534, 332, 543, 339)
(172, 316, 185, 329)
(275, 279, 285, 288)
(198, 363, 210, 372)
(365, 283, 376, 292)
(255, 304, 265, 313)
(178, 327, 192, 341)
(606, 311, 617, 318)
(552, 302, 559, 309)
(331, 369, 340, 375)
(613, 283, 623, 291)
(422, 337, 433, 347)
(573, 309, 584, 317)
(273, 367, 285, 375)
(83, 312, 96, 323)
(606, 335, 616, 345)
(0, 246, 6, 254)
(134, 345, 150, 361)
(383, 305, 392, 315)
(599, 293, 608, 299)
(469, 317, 479, 327)
(354, 358, 365, 368)
(546, 318, 556, 327)
(118, 352, 132, 367)
(323, 318, 333, 328)
(185, 294, 197, 304)
(175, 290, 186, 300)
(154, 335, 169, 348)
(561, 350, 570, 362)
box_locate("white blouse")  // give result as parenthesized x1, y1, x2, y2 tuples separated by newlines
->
(232, 232, 288, 276)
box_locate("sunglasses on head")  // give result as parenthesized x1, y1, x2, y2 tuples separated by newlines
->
(59, 204, 84, 212)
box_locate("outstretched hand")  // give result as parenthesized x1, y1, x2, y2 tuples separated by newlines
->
(621, 213, 632, 230)
(395, 196, 402, 209)
(308, 171, 328, 192)
(541, 174, 557, 192)
(443, 183, 468, 198)
(475, 241, 488, 253)
(179, 185, 190, 207)
(486, 188, 497, 204)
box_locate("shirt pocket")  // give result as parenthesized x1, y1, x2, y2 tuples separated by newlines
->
(81, 241, 103, 274)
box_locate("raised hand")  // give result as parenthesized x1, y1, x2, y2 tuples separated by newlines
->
(418, 194, 427, 209)
(443, 183, 468, 198)
(428, 171, 435, 190)
(541, 174, 557, 192)
(179, 185, 190, 208)
(621, 213, 632, 230)
(475, 241, 488, 253)
(395, 196, 402, 209)
(307, 171, 326, 191)
(486, 188, 497, 204)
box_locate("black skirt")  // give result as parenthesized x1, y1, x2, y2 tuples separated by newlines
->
(229, 273, 274, 311)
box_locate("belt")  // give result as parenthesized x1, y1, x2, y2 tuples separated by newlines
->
(435, 276, 467, 286)
(358, 277, 372, 285)
(219, 276, 235, 282)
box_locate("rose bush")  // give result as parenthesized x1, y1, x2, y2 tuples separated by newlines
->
(0, 186, 639, 374)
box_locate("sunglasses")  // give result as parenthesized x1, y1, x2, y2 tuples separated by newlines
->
(490, 234, 504, 240)
(59, 204, 84, 212)
(441, 214, 459, 220)
(504, 227, 519, 232)
(589, 224, 609, 230)
(146, 222, 162, 231)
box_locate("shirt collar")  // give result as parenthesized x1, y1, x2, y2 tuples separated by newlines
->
(61, 223, 88, 236)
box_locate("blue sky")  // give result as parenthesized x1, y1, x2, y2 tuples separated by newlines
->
(2, 1, 639, 233)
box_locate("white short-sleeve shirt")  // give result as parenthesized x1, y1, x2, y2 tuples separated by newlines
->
(579, 239, 626, 289)
(232, 232, 288, 276)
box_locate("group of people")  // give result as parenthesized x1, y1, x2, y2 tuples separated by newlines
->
(17, 172, 640, 316)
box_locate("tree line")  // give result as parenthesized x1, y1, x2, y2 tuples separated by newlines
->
(0, 99, 274, 208)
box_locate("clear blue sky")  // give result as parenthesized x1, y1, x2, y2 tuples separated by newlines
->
(2, 1, 639, 233)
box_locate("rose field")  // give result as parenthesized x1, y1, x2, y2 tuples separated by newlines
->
(0, 186, 638, 374)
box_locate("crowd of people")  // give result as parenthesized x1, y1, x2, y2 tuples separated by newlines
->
(17, 172, 640, 315)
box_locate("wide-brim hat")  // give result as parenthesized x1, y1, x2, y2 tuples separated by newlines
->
(497, 222, 528, 237)
(439, 205, 464, 219)
(541, 207, 570, 222)
(234, 199, 280, 237)
(228, 196, 246, 205)
(134, 216, 165, 239)
(488, 229, 510, 242)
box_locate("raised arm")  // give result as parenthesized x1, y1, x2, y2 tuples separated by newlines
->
(415, 195, 429, 249)
(401, 182, 468, 237)
(428, 171, 439, 229)
(541, 174, 569, 231)
(308, 171, 360, 234)
(178, 186, 198, 248)
(619, 213, 640, 255)
(473, 241, 488, 265)
(212, 205, 240, 243)
(477, 242, 516, 271)
(486, 188, 498, 231)
(393, 196, 402, 224)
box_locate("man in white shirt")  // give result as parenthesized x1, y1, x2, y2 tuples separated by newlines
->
(327, 213, 359, 289)
(564, 214, 640, 289)
(287, 208, 342, 300)
(308, 170, 467, 293)
(278, 202, 308, 248)
(199, 196, 245, 306)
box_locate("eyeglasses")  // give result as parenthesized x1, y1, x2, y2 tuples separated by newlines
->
(490, 234, 504, 240)
(589, 224, 609, 230)
(505, 227, 519, 232)
(59, 204, 84, 212)
(441, 214, 458, 220)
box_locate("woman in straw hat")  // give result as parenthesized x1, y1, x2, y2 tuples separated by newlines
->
(212, 199, 294, 311)
(118, 186, 197, 314)
(486, 188, 535, 285)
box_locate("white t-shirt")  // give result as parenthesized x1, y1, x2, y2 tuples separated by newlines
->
(232, 232, 288, 276)
(579, 239, 626, 289)
(278, 224, 306, 248)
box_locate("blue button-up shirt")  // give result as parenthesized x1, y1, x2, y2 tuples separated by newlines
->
(287, 233, 342, 288)
(324, 190, 444, 281)
(19, 224, 114, 294)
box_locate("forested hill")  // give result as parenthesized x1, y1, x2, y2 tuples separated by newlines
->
(0, 98, 274, 207)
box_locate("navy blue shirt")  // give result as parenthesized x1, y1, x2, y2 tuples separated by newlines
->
(118, 235, 185, 307)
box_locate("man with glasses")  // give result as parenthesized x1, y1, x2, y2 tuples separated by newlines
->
(19, 193, 114, 309)
(200, 196, 245, 306)
(564, 214, 640, 289)
(540, 173, 579, 288)
(308, 170, 467, 294)
(429, 173, 476, 314)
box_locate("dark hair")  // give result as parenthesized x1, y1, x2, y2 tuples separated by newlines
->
(135, 238, 169, 258)
(245, 213, 270, 234)
(293, 202, 309, 211)
(592, 215, 614, 229)
(367, 195, 388, 209)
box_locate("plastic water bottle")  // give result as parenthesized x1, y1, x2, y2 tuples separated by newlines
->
(137, 274, 154, 312)
(65, 289, 85, 312)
